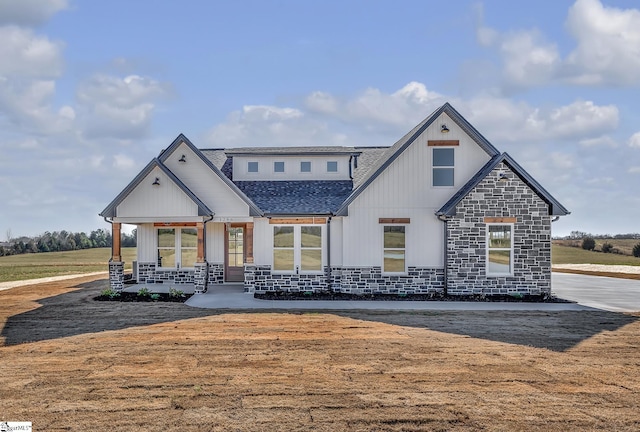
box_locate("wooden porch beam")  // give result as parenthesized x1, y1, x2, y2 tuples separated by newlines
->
(245, 222, 254, 264)
(196, 222, 205, 263)
(112, 222, 121, 262)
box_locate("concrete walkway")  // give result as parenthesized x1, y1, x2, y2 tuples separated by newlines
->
(552, 272, 640, 312)
(185, 281, 591, 312)
(0, 271, 108, 292)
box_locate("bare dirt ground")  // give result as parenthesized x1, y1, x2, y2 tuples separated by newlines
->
(1, 275, 640, 431)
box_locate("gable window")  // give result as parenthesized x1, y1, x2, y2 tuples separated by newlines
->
(327, 161, 338, 172)
(433, 148, 454, 186)
(248, 161, 259, 173)
(157, 228, 197, 269)
(300, 161, 311, 172)
(274, 161, 285, 173)
(273, 225, 323, 273)
(383, 226, 406, 273)
(487, 225, 513, 275)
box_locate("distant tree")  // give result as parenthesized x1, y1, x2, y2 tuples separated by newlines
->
(570, 231, 588, 239)
(601, 242, 613, 253)
(633, 243, 640, 258)
(582, 237, 596, 251)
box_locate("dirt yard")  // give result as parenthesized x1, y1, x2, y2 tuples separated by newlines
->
(1, 276, 639, 431)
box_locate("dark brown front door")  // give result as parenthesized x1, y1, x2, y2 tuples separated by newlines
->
(225, 225, 245, 282)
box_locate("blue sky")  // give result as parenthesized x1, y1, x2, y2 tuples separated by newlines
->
(1, 0, 639, 238)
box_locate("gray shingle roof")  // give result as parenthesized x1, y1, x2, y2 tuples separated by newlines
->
(222, 146, 361, 156)
(233, 180, 353, 214)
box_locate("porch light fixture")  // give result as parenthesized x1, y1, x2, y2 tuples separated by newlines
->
(178, 154, 186, 162)
(441, 124, 450, 133)
(152, 177, 160, 186)
(498, 172, 509, 183)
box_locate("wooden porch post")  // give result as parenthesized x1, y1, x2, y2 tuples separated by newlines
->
(112, 222, 121, 262)
(196, 222, 205, 263)
(245, 222, 254, 264)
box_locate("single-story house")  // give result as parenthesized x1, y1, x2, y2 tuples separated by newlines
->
(100, 102, 569, 296)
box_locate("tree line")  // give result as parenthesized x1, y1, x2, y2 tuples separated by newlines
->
(0, 229, 136, 257)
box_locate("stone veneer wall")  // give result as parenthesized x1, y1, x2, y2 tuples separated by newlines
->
(244, 265, 330, 293)
(335, 267, 444, 295)
(109, 261, 124, 291)
(136, 262, 194, 284)
(445, 162, 552, 296)
(243, 265, 444, 294)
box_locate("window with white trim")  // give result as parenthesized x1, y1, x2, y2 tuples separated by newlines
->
(327, 161, 338, 172)
(274, 161, 285, 172)
(487, 224, 513, 275)
(383, 226, 406, 273)
(157, 228, 197, 269)
(300, 161, 311, 172)
(433, 148, 454, 186)
(273, 225, 323, 273)
(248, 161, 259, 173)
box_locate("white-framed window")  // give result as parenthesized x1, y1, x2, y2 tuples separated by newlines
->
(274, 161, 285, 173)
(487, 224, 513, 276)
(327, 161, 338, 172)
(273, 225, 323, 273)
(300, 161, 311, 172)
(157, 227, 197, 269)
(383, 226, 406, 274)
(433, 148, 454, 186)
(248, 161, 259, 173)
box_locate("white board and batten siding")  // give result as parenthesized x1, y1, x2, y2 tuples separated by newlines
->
(116, 166, 199, 219)
(232, 155, 351, 181)
(342, 112, 492, 268)
(164, 142, 249, 217)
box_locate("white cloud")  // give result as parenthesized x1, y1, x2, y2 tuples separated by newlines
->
(565, 0, 640, 86)
(579, 135, 617, 147)
(547, 101, 618, 139)
(76, 74, 169, 139)
(0, 26, 63, 78)
(210, 83, 619, 150)
(462, 97, 618, 142)
(499, 30, 560, 88)
(476, 0, 640, 89)
(113, 154, 134, 170)
(628, 132, 640, 148)
(207, 104, 348, 148)
(628, 167, 640, 174)
(0, 0, 68, 26)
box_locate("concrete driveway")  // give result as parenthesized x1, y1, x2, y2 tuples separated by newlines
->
(552, 272, 640, 312)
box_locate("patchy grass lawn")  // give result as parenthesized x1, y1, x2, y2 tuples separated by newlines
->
(1, 275, 639, 431)
(0, 248, 136, 282)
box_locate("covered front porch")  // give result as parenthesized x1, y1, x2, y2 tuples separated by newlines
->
(107, 220, 254, 294)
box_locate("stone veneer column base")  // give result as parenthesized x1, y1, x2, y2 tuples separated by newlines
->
(207, 264, 224, 285)
(108, 261, 125, 291)
(194, 262, 209, 294)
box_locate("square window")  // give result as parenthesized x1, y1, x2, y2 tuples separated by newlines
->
(300, 161, 311, 172)
(274, 161, 285, 172)
(248, 161, 258, 173)
(327, 161, 338, 172)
